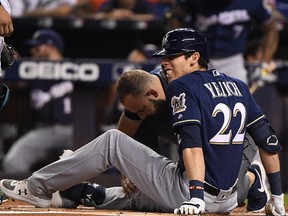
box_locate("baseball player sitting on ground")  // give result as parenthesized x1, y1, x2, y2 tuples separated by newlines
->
(0, 28, 285, 215)
(116, 35, 269, 212)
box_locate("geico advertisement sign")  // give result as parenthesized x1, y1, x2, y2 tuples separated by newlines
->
(19, 61, 100, 81)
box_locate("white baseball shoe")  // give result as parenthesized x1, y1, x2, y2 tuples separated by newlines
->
(0, 179, 51, 208)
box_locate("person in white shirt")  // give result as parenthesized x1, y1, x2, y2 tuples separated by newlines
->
(0, 0, 13, 110)
(9, 0, 77, 17)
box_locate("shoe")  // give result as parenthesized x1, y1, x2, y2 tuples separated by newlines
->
(60, 182, 106, 207)
(0, 179, 51, 208)
(247, 161, 269, 212)
(0, 189, 8, 204)
(52, 191, 76, 208)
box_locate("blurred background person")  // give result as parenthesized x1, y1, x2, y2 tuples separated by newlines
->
(0, 0, 13, 109)
(101, 41, 160, 130)
(2, 29, 74, 174)
(147, 0, 175, 20)
(8, 0, 77, 18)
(74, 0, 174, 20)
(244, 38, 277, 94)
(267, 0, 287, 22)
(166, 0, 280, 85)
(0, 0, 13, 37)
(93, 0, 156, 21)
(0, 0, 14, 168)
(276, 0, 288, 19)
(127, 41, 159, 62)
(73, 0, 106, 16)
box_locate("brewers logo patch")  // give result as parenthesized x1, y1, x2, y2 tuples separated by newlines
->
(171, 93, 187, 115)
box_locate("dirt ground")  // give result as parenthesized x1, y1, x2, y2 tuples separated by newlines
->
(0, 199, 285, 216)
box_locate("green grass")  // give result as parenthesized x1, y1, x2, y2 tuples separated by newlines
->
(285, 193, 288, 206)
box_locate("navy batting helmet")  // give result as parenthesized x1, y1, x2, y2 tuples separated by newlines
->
(153, 28, 209, 63)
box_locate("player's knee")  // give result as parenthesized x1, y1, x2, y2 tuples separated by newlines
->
(106, 128, 120, 134)
(105, 129, 125, 140)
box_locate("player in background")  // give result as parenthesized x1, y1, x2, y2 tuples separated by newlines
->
(94, 0, 156, 21)
(101, 41, 160, 131)
(0, 28, 285, 216)
(1, 29, 74, 174)
(0, 0, 14, 111)
(9, 0, 77, 18)
(0, 0, 14, 204)
(167, 0, 279, 84)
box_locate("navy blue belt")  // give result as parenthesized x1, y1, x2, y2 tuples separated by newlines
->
(204, 183, 237, 196)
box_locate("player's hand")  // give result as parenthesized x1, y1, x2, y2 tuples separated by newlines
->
(0, 5, 14, 37)
(121, 176, 138, 198)
(265, 194, 286, 216)
(174, 198, 205, 215)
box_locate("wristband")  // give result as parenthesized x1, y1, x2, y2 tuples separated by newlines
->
(189, 185, 204, 190)
(189, 180, 204, 200)
(267, 172, 282, 195)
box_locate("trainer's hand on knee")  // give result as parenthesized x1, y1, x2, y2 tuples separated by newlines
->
(121, 176, 138, 198)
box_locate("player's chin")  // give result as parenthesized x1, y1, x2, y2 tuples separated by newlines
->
(167, 76, 176, 83)
(165, 71, 174, 83)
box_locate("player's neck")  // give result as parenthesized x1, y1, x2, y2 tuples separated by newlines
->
(153, 75, 166, 99)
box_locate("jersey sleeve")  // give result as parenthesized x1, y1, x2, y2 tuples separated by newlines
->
(246, 92, 266, 128)
(167, 80, 201, 133)
(250, 0, 274, 25)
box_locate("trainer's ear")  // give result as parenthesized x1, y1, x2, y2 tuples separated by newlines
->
(146, 89, 158, 98)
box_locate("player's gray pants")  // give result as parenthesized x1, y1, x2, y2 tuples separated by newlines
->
(3, 124, 73, 173)
(28, 129, 237, 213)
(140, 115, 256, 205)
(236, 133, 258, 205)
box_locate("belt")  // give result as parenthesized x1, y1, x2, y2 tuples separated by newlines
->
(204, 182, 237, 196)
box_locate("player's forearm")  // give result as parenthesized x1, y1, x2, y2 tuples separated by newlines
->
(261, 20, 279, 62)
(258, 147, 280, 174)
(259, 148, 283, 196)
(183, 147, 205, 182)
